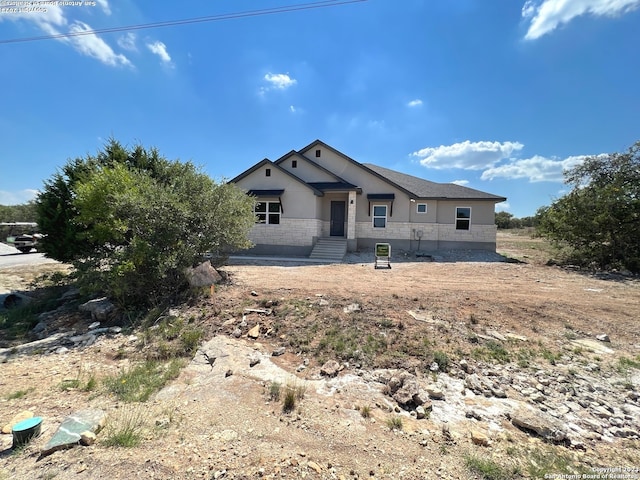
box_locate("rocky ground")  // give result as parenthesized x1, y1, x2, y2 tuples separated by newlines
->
(0, 232, 639, 479)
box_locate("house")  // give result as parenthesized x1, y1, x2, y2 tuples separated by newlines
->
(230, 140, 506, 257)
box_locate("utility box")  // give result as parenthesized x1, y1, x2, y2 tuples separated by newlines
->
(374, 243, 391, 269)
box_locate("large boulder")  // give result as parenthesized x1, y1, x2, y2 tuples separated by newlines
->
(79, 298, 115, 321)
(511, 408, 567, 443)
(185, 261, 222, 288)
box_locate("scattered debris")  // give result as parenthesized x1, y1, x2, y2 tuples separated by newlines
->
(343, 303, 361, 314)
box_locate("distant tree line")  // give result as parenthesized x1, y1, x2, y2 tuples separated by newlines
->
(0, 202, 38, 241)
(494, 211, 538, 230)
(0, 202, 37, 223)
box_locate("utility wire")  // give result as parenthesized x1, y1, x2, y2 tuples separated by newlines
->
(0, 0, 367, 45)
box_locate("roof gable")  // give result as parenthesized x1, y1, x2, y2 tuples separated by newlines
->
(298, 140, 418, 198)
(274, 150, 349, 183)
(229, 158, 323, 196)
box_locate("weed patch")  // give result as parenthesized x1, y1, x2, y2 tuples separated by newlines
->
(472, 340, 510, 364)
(102, 406, 146, 447)
(386, 416, 403, 431)
(5, 388, 34, 400)
(465, 455, 514, 480)
(104, 359, 184, 402)
(525, 448, 591, 477)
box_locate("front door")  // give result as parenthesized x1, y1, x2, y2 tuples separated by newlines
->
(330, 201, 346, 236)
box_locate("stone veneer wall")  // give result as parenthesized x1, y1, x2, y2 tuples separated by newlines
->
(355, 222, 497, 250)
(248, 218, 322, 246)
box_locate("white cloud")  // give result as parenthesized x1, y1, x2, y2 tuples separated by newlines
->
(118, 32, 137, 51)
(96, 0, 112, 15)
(496, 201, 511, 212)
(480, 154, 592, 182)
(147, 41, 172, 65)
(451, 179, 470, 186)
(412, 140, 524, 170)
(264, 73, 297, 90)
(67, 22, 131, 67)
(0, 5, 131, 67)
(407, 99, 423, 107)
(0, 189, 39, 205)
(523, 0, 640, 40)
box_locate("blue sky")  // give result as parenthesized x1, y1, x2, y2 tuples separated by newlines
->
(1, 0, 639, 217)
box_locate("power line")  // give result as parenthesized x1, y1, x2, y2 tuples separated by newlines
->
(0, 0, 367, 45)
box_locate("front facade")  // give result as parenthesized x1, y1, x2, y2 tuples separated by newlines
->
(230, 140, 506, 256)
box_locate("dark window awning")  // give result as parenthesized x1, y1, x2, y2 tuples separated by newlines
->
(248, 189, 285, 197)
(367, 193, 395, 217)
(249, 189, 284, 214)
(367, 193, 395, 200)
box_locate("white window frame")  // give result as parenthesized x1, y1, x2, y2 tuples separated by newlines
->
(254, 201, 281, 225)
(416, 203, 427, 214)
(455, 206, 471, 231)
(372, 204, 387, 228)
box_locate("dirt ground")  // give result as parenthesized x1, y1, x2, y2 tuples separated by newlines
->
(0, 232, 639, 479)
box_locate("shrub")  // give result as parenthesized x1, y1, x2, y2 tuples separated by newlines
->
(36, 139, 256, 308)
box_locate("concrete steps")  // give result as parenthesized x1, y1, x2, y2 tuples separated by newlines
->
(309, 238, 347, 262)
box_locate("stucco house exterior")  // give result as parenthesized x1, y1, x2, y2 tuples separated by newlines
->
(230, 140, 506, 256)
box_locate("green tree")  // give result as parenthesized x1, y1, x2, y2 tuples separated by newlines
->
(495, 211, 514, 229)
(36, 139, 255, 306)
(536, 141, 640, 272)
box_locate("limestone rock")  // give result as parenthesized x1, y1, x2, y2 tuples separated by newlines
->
(471, 430, 490, 446)
(426, 386, 445, 400)
(596, 334, 611, 343)
(249, 355, 261, 367)
(272, 347, 286, 357)
(307, 461, 322, 473)
(79, 297, 115, 321)
(42, 409, 106, 456)
(415, 406, 428, 420)
(321, 360, 341, 377)
(486, 330, 506, 342)
(570, 339, 613, 355)
(247, 324, 261, 339)
(185, 261, 222, 287)
(79, 431, 96, 446)
(511, 408, 566, 443)
(2, 410, 34, 434)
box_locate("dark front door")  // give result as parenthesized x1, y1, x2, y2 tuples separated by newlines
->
(330, 201, 346, 236)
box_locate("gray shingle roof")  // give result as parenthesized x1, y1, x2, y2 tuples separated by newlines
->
(362, 164, 506, 201)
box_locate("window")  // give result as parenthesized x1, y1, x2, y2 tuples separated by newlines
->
(456, 207, 471, 230)
(255, 201, 281, 224)
(265, 168, 271, 177)
(416, 203, 427, 214)
(315, 149, 321, 157)
(373, 205, 387, 228)
(292, 160, 297, 168)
